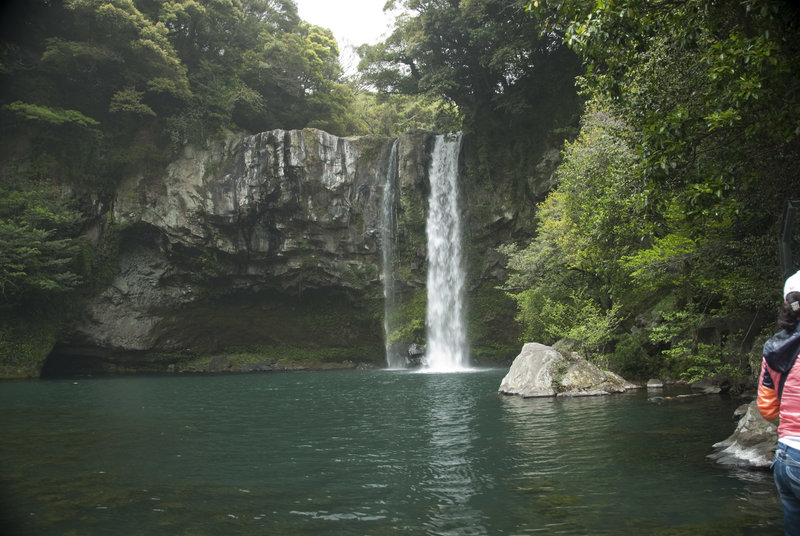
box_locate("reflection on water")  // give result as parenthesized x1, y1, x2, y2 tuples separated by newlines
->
(0, 369, 784, 535)
(421, 373, 487, 535)
(498, 391, 781, 534)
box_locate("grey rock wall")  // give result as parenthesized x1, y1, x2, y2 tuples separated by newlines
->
(51, 127, 557, 370)
(66, 129, 425, 359)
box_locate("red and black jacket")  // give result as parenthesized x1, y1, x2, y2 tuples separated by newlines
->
(758, 324, 800, 438)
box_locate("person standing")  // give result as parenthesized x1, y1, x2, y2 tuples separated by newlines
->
(758, 270, 800, 535)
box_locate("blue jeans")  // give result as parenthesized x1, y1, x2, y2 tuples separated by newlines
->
(774, 442, 800, 535)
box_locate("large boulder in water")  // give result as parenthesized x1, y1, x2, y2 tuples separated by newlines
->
(498, 342, 637, 398)
(498, 343, 562, 397)
(709, 400, 777, 469)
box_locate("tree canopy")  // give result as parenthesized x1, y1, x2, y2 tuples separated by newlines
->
(358, 0, 581, 135)
(0, 0, 367, 187)
(503, 0, 800, 380)
(356, 0, 583, 208)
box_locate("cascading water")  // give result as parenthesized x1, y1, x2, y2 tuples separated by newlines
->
(423, 133, 469, 372)
(382, 140, 405, 369)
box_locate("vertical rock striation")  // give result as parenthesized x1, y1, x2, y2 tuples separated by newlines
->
(46, 127, 560, 373)
(58, 129, 427, 367)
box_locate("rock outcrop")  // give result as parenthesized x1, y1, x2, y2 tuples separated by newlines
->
(52, 129, 432, 368)
(709, 400, 778, 469)
(498, 342, 637, 397)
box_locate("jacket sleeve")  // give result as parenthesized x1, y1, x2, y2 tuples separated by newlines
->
(757, 357, 780, 422)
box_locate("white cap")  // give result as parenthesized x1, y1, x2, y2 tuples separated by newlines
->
(785, 270, 800, 301)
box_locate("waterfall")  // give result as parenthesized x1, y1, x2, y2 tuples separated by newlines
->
(382, 140, 405, 369)
(423, 133, 469, 372)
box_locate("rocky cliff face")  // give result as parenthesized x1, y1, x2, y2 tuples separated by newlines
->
(46, 128, 557, 374)
(114, 129, 392, 296)
(48, 130, 425, 371)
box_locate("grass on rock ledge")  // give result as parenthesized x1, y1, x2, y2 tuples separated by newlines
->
(172, 345, 382, 373)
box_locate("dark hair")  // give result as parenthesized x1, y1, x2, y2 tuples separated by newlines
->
(779, 291, 800, 331)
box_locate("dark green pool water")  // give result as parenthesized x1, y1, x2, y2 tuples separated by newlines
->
(0, 368, 784, 535)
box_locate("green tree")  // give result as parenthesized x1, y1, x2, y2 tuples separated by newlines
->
(0, 179, 91, 377)
(360, 0, 579, 131)
(507, 0, 800, 379)
(358, 0, 582, 176)
(347, 91, 461, 137)
(502, 106, 639, 358)
(1, 0, 363, 179)
(561, 0, 800, 315)
(0, 183, 84, 304)
(1, 0, 192, 189)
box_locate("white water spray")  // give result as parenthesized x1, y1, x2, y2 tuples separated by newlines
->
(423, 133, 469, 372)
(382, 140, 405, 369)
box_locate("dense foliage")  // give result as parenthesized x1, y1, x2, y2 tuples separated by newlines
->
(0, 0, 359, 173)
(503, 0, 800, 380)
(357, 0, 582, 175)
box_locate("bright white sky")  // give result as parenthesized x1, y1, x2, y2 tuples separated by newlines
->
(293, 0, 399, 74)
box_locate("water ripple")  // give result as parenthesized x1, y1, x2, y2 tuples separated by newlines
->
(0, 370, 783, 535)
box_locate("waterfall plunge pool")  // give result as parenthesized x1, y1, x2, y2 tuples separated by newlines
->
(0, 368, 782, 535)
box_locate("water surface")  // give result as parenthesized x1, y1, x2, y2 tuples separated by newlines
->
(0, 369, 783, 535)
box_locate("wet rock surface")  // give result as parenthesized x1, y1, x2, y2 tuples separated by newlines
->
(709, 400, 777, 469)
